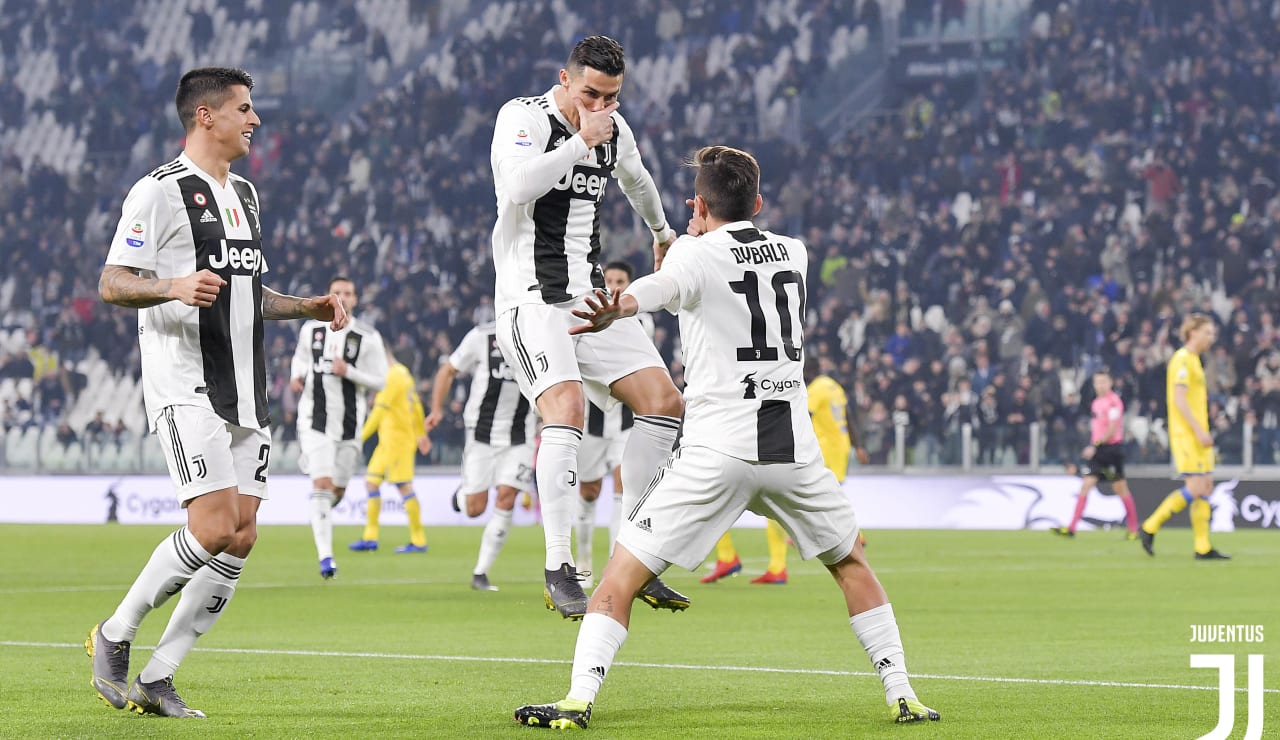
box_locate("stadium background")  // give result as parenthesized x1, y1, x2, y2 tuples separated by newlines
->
(3, 0, 1280, 485)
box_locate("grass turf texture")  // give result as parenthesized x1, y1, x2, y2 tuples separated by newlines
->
(1, 524, 1275, 738)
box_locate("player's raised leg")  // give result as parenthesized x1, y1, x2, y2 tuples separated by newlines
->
(609, 367, 688, 611)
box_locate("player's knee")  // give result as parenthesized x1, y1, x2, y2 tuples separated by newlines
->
(537, 383, 585, 427)
(580, 480, 601, 502)
(465, 492, 489, 518)
(632, 382, 683, 418)
(495, 487, 517, 511)
(189, 519, 237, 554)
(229, 522, 258, 556)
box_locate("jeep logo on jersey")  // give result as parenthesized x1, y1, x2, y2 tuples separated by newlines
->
(206, 240, 265, 274)
(554, 168, 609, 201)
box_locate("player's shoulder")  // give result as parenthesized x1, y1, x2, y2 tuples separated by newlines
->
(350, 316, 382, 337)
(500, 94, 554, 122)
(144, 156, 191, 183)
(227, 170, 257, 191)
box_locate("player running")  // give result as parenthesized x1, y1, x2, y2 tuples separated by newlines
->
(348, 346, 432, 554)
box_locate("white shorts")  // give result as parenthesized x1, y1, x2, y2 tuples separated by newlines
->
(618, 445, 859, 572)
(496, 301, 664, 408)
(297, 428, 361, 488)
(459, 439, 536, 494)
(153, 405, 271, 505)
(579, 428, 630, 482)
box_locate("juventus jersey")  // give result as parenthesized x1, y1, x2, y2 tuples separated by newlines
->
(449, 323, 536, 447)
(105, 153, 269, 431)
(490, 87, 667, 315)
(291, 317, 389, 441)
(625, 222, 820, 464)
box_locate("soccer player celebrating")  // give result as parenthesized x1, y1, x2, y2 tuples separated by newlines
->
(348, 346, 432, 554)
(290, 276, 388, 579)
(701, 356, 868, 584)
(490, 35, 688, 618)
(1139, 314, 1230, 559)
(514, 146, 939, 729)
(1053, 367, 1140, 538)
(425, 321, 537, 592)
(89, 67, 348, 718)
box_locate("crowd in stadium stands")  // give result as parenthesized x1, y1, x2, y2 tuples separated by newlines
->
(4, 0, 1280, 470)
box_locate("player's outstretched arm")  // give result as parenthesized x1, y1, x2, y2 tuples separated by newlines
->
(262, 286, 348, 330)
(100, 265, 226, 309)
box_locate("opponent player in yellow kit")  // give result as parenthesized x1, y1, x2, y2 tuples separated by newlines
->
(701, 357, 868, 584)
(1139, 314, 1230, 560)
(349, 348, 432, 554)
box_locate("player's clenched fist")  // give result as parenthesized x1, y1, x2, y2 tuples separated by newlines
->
(574, 97, 618, 148)
(169, 269, 226, 307)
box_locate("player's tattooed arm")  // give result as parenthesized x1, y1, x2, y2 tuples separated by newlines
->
(262, 286, 349, 330)
(100, 265, 224, 309)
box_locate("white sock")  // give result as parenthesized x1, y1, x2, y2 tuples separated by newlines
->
(620, 416, 679, 523)
(567, 613, 629, 703)
(537, 425, 582, 570)
(102, 527, 212, 642)
(140, 552, 244, 682)
(474, 507, 513, 576)
(576, 497, 596, 584)
(608, 492, 622, 555)
(310, 489, 336, 562)
(850, 603, 916, 705)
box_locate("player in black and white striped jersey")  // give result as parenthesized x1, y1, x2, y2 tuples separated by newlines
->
(89, 68, 348, 719)
(424, 322, 538, 592)
(489, 35, 687, 620)
(289, 276, 388, 580)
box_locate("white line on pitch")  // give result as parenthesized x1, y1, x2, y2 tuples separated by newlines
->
(4, 641, 1274, 695)
(0, 558, 1204, 596)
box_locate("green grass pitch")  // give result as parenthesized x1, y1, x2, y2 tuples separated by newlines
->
(1, 523, 1275, 738)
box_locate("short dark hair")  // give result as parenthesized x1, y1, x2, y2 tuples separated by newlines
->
(690, 145, 760, 222)
(603, 260, 634, 280)
(567, 35, 626, 77)
(328, 275, 354, 291)
(175, 67, 254, 132)
(1093, 366, 1111, 376)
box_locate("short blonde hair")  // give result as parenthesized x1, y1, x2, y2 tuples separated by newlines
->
(1180, 312, 1214, 343)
